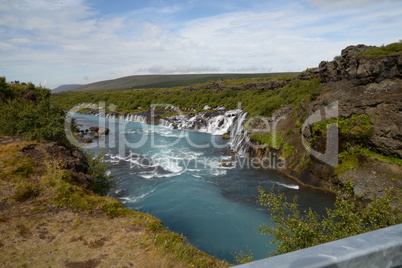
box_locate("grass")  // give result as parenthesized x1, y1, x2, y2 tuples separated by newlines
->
(313, 114, 373, 138)
(334, 147, 402, 177)
(312, 114, 374, 151)
(250, 132, 283, 149)
(52, 76, 322, 118)
(250, 132, 295, 160)
(356, 41, 402, 57)
(356, 148, 402, 166)
(0, 140, 229, 267)
(13, 183, 40, 202)
(0, 142, 36, 181)
(69, 73, 298, 92)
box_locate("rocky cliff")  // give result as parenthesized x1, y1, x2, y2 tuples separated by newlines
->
(247, 44, 402, 199)
(312, 44, 402, 85)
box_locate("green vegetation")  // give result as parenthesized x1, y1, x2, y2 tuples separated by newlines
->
(233, 248, 254, 264)
(86, 152, 113, 196)
(313, 114, 373, 141)
(250, 132, 295, 158)
(258, 186, 402, 256)
(335, 147, 402, 176)
(52, 76, 322, 118)
(13, 182, 40, 202)
(0, 77, 66, 143)
(250, 133, 283, 149)
(356, 41, 402, 57)
(70, 73, 298, 92)
(349, 147, 402, 166)
(311, 114, 399, 177)
(312, 114, 373, 151)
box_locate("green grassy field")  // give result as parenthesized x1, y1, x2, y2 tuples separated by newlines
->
(68, 73, 298, 92)
(51, 73, 322, 117)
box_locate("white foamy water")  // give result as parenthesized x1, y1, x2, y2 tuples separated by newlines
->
(74, 113, 334, 264)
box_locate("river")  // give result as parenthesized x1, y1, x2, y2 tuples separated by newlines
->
(73, 113, 334, 263)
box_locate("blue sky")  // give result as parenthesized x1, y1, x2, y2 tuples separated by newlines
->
(0, 0, 401, 88)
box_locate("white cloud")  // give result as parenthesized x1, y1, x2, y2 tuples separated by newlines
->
(307, 0, 400, 9)
(10, 0, 84, 10)
(0, 0, 401, 88)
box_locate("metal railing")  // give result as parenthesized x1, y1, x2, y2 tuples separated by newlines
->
(235, 224, 402, 268)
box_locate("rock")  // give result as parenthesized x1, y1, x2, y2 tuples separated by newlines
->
(22, 142, 94, 187)
(341, 44, 376, 58)
(89, 126, 99, 132)
(98, 127, 110, 135)
(311, 45, 402, 84)
(338, 158, 402, 200)
(81, 138, 93, 143)
(88, 126, 110, 139)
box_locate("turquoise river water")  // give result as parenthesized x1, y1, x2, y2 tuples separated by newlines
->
(74, 113, 334, 263)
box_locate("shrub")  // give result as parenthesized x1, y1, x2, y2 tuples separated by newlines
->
(86, 152, 113, 196)
(0, 79, 67, 143)
(257, 186, 402, 256)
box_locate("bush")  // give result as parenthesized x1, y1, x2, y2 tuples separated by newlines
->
(0, 78, 67, 143)
(86, 152, 113, 196)
(257, 186, 402, 256)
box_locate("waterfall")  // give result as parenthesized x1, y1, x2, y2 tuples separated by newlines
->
(229, 112, 249, 156)
(159, 119, 173, 128)
(106, 113, 148, 124)
(104, 109, 251, 156)
(127, 114, 148, 124)
(160, 110, 243, 136)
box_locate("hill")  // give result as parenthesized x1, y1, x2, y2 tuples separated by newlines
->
(52, 84, 82, 93)
(71, 73, 298, 92)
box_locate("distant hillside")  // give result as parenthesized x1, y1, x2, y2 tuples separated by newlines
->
(52, 84, 81, 93)
(73, 73, 298, 92)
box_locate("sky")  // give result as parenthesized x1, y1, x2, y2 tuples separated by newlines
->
(0, 0, 401, 89)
